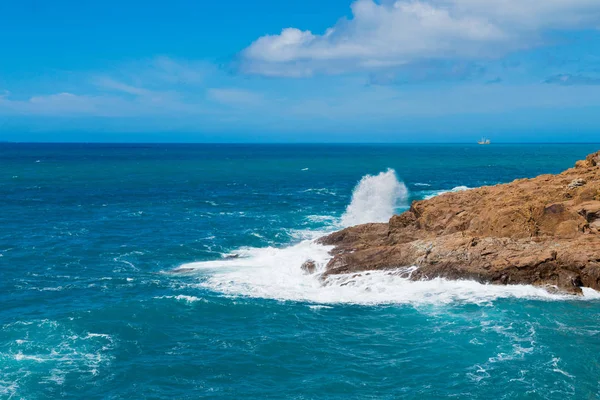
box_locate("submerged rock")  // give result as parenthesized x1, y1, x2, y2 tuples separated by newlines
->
(301, 260, 317, 275)
(318, 151, 600, 295)
(166, 267, 195, 274)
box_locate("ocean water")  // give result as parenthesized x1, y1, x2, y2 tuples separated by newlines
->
(2, 143, 600, 399)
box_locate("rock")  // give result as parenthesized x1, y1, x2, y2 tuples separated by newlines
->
(301, 260, 317, 275)
(579, 201, 600, 231)
(587, 151, 600, 167)
(568, 178, 586, 189)
(575, 160, 588, 169)
(576, 151, 600, 168)
(319, 150, 600, 295)
(166, 267, 195, 274)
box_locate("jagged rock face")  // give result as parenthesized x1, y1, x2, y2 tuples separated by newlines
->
(319, 151, 600, 295)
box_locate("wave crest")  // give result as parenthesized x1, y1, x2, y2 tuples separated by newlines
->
(174, 170, 600, 305)
(341, 169, 407, 227)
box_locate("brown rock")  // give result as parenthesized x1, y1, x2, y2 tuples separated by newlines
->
(319, 151, 600, 295)
(568, 178, 586, 189)
(587, 151, 600, 166)
(301, 260, 317, 275)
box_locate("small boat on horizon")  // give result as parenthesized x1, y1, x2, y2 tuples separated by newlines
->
(477, 137, 491, 145)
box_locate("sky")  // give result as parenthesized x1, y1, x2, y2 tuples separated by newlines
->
(1, 0, 600, 142)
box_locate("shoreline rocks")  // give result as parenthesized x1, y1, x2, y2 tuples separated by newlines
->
(301, 260, 317, 275)
(316, 151, 600, 295)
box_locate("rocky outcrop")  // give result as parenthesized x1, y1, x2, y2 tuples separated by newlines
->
(301, 260, 317, 275)
(318, 151, 600, 295)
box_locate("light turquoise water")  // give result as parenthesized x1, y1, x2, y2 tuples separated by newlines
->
(1, 143, 600, 399)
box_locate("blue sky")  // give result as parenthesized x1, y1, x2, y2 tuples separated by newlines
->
(2, 0, 600, 142)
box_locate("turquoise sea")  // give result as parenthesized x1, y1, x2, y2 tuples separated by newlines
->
(2, 143, 600, 399)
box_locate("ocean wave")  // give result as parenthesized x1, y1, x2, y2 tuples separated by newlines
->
(176, 170, 600, 305)
(175, 239, 600, 305)
(300, 188, 337, 196)
(305, 215, 339, 224)
(0, 320, 114, 393)
(287, 227, 333, 241)
(341, 169, 407, 227)
(154, 295, 205, 304)
(308, 305, 333, 310)
(176, 215, 600, 303)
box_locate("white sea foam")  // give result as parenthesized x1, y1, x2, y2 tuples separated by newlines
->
(155, 295, 205, 303)
(175, 170, 600, 306)
(301, 188, 337, 196)
(306, 215, 338, 224)
(550, 357, 575, 379)
(308, 305, 333, 310)
(84, 333, 113, 340)
(180, 252, 600, 305)
(3, 319, 114, 390)
(341, 169, 407, 227)
(14, 352, 46, 362)
(581, 287, 600, 299)
(0, 380, 18, 398)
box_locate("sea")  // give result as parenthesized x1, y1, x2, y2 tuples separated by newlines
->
(1, 143, 600, 399)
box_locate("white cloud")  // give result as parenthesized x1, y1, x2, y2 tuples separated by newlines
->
(149, 56, 207, 85)
(94, 77, 152, 96)
(447, 0, 600, 30)
(91, 57, 209, 95)
(0, 93, 122, 116)
(0, 57, 263, 118)
(0, 90, 201, 117)
(241, 0, 600, 76)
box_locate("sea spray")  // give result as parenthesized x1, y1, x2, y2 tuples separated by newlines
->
(181, 259, 599, 305)
(175, 169, 600, 304)
(341, 169, 408, 227)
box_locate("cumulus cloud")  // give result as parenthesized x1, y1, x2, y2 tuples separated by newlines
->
(241, 0, 600, 77)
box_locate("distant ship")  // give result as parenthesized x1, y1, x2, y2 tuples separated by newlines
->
(477, 137, 491, 145)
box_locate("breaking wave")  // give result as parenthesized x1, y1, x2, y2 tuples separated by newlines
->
(177, 255, 600, 305)
(341, 169, 407, 227)
(174, 171, 600, 305)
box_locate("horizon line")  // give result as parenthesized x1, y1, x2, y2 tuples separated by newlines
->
(2, 141, 600, 146)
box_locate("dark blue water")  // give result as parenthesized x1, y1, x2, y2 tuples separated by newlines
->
(2, 143, 600, 399)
